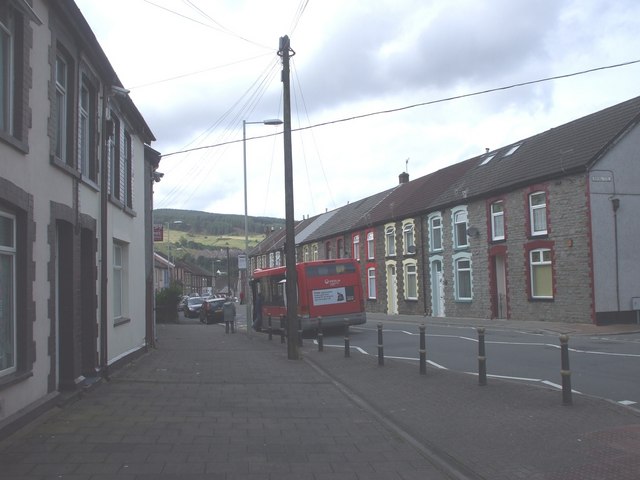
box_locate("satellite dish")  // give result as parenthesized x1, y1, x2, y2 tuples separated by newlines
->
(466, 227, 479, 238)
(407, 245, 416, 254)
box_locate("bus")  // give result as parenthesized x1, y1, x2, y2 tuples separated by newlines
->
(250, 258, 367, 332)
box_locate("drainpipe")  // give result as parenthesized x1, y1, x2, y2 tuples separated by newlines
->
(611, 197, 620, 320)
(419, 217, 428, 315)
(99, 85, 109, 379)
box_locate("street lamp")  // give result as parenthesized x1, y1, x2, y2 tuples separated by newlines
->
(243, 118, 283, 329)
(167, 220, 182, 281)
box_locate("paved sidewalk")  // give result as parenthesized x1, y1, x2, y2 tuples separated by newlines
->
(1, 310, 639, 479)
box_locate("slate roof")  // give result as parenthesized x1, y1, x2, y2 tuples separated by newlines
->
(308, 188, 396, 241)
(434, 95, 640, 206)
(250, 95, 640, 255)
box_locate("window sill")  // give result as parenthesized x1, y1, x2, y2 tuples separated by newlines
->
(529, 297, 554, 302)
(0, 370, 33, 391)
(114, 316, 131, 327)
(108, 195, 137, 218)
(0, 130, 29, 154)
(51, 155, 81, 179)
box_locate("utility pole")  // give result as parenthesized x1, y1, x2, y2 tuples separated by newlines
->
(278, 35, 299, 360)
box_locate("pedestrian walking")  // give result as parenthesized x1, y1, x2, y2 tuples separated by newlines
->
(223, 295, 236, 333)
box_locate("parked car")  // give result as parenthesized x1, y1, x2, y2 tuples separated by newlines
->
(200, 297, 226, 324)
(184, 297, 204, 318)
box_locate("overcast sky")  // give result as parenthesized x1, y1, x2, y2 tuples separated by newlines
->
(75, 0, 640, 220)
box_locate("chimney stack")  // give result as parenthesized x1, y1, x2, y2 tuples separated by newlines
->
(399, 172, 409, 184)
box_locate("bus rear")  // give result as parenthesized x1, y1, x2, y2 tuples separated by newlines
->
(297, 259, 366, 331)
(251, 259, 366, 332)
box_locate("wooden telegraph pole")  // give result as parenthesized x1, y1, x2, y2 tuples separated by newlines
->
(278, 35, 299, 360)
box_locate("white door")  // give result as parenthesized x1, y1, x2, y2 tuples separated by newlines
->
(387, 264, 398, 314)
(431, 260, 445, 317)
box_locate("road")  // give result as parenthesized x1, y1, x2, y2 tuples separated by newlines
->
(317, 321, 640, 409)
(181, 307, 640, 408)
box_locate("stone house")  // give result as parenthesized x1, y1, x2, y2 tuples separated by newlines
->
(249, 95, 640, 326)
(1, 0, 159, 435)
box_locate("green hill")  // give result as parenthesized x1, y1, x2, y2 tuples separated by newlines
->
(153, 209, 285, 274)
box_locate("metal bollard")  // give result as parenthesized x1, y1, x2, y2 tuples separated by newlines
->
(298, 316, 303, 347)
(419, 324, 426, 375)
(344, 320, 350, 358)
(231, 319, 235, 333)
(560, 334, 572, 406)
(477, 327, 486, 386)
(377, 323, 384, 366)
(225, 320, 230, 334)
(317, 317, 324, 352)
(280, 315, 286, 344)
(268, 314, 273, 341)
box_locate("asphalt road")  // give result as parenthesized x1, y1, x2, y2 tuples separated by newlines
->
(320, 322, 640, 409)
(180, 308, 640, 408)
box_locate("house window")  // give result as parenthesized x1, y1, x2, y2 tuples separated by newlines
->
(55, 52, 73, 165)
(529, 191, 547, 236)
(108, 112, 121, 198)
(275, 251, 281, 267)
(429, 214, 442, 252)
(78, 74, 98, 182)
(453, 208, 468, 248)
(337, 238, 343, 259)
(454, 255, 472, 301)
(352, 234, 360, 260)
(491, 201, 505, 241)
(404, 261, 417, 300)
(530, 248, 553, 299)
(0, 211, 16, 376)
(312, 244, 318, 261)
(269, 252, 274, 267)
(113, 242, 127, 319)
(303, 245, 309, 262)
(325, 241, 332, 259)
(385, 224, 396, 256)
(367, 267, 376, 299)
(124, 132, 132, 207)
(0, 6, 17, 137)
(403, 221, 415, 254)
(367, 231, 374, 259)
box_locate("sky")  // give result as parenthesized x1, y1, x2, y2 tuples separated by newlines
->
(74, 0, 640, 220)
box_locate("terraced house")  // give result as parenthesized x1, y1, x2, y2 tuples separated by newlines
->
(249, 95, 640, 326)
(1, 0, 160, 434)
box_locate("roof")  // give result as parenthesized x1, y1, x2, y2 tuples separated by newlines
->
(250, 94, 640, 257)
(434, 95, 640, 206)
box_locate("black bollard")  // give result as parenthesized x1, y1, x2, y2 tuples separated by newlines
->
(560, 334, 572, 406)
(477, 327, 486, 386)
(231, 319, 235, 333)
(268, 314, 272, 341)
(225, 320, 230, 334)
(298, 316, 303, 347)
(317, 317, 324, 352)
(419, 324, 426, 375)
(280, 314, 286, 344)
(377, 323, 384, 366)
(344, 320, 350, 358)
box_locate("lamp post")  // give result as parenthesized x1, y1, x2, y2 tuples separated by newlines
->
(243, 118, 283, 329)
(167, 220, 182, 283)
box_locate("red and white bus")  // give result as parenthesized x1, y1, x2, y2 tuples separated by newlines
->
(250, 258, 367, 331)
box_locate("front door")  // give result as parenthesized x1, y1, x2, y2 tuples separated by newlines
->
(386, 264, 398, 314)
(431, 260, 445, 317)
(493, 254, 507, 319)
